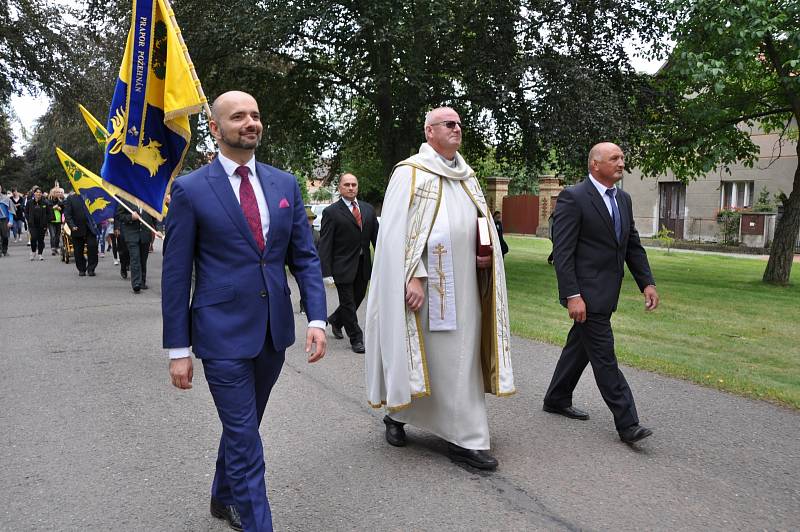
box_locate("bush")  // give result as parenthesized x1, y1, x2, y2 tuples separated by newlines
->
(655, 225, 675, 253)
(717, 210, 741, 245)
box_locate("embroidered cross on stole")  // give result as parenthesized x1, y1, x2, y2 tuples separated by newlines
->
(427, 194, 456, 331)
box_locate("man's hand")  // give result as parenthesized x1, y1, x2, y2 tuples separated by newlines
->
(72, 226, 79, 231)
(405, 277, 424, 311)
(169, 357, 193, 389)
(131, 212, 140, 221)
(305, 327, 327, 363)
(476, 254, 492, 269)
(567, 295, 587, 323)
(644, 285, 659, 311)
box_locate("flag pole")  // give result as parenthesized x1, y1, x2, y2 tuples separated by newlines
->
(161, 0, 212, 120)
(110, 193, 165, 239)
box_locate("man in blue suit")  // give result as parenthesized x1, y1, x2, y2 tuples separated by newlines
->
(162, 91, 327, 532)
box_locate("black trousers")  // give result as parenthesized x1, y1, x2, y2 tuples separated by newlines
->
(29, 226, 46, 254)
(544, 312, 639, 431)
(108, 233, 119, 259)
(72, 233, 98, 274)
(0, 221, 8, 254)
(329, 257, 368, 345)
(118, 233, 130, 272)
(127, 239, 150, 289)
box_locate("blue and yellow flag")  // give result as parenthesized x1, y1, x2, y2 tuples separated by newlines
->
(57, 148, 121, 225)
(78, 104, 110, 149)
(101, 0, 206, 220)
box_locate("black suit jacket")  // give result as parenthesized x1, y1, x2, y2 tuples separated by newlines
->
(63, 194, 98, 238)
(552, 178, 654, 315)
(115, 198, 156, 244)
(318, 198, 379, 283)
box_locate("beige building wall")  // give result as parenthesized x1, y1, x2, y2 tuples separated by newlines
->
(621, 127, 797, 242)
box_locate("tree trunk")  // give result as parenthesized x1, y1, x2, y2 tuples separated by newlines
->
(763, 148, 800, 285)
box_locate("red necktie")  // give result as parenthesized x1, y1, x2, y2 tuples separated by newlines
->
(235, 166, 265, 251)
(352, 202, 362, 229)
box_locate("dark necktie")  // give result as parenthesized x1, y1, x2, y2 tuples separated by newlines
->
(235, 165, 265, 251)
(351, 202, 362, 229)
(606, 188, 622, 242)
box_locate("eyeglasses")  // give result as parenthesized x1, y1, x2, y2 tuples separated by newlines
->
(429, 120, 463, 129)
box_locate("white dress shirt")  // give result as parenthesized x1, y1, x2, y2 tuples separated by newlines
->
(168, 154, 323, 360)
(587, 173, 619, 219)
(218, 153, 270, 241)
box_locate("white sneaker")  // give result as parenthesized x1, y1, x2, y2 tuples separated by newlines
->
(113, 259, 119, 265)
(30, 251, 35, 261)
(38, 254, 44, 261)
(100, 252, 105, 258)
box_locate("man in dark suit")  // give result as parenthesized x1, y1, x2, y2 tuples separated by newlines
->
(63, 192, 99, 276)
(163, 91, 327, 532)
(543, 142, 659, 444)
(115, 198, 156, 293)
(318, 173, 379, 353)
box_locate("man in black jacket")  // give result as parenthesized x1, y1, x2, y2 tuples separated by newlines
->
(63, 192, 99, 276)
(318, 173, 379, 353)
(543, 142, 659, 444)
(116, 198, 156, 293)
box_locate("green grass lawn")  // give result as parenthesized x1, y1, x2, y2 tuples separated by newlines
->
(504, 236, 800, 409)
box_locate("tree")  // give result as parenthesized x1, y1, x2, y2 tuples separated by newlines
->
(638, 0, 800, 285)
(0, 0, 75, 104)
(171, 0, 670, 193)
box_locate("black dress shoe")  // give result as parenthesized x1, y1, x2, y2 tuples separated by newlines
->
(447, 443, 498, 470)
(351, 342, 365, 354)
(619, 424, 653, 443)
(543, 404, 590, 420)
(133, 286, 141, 294)
(383, 415, 406, 447)
(120, 270, 127, 279)
(87, 271, 96, 277)
(330, 321, 344, 339)
(78, 271, 86, 277)
(210, 497, 243, 531)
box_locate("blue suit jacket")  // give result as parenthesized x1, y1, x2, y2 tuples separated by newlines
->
(162, 158, 326, 358)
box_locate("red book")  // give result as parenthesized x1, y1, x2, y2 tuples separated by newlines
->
(477, 217, 493, 257)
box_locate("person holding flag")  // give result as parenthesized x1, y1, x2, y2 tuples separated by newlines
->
(63, 190, 100, 277)
(116, 198, 156, 292)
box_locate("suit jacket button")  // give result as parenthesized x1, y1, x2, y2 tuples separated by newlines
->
(260, 290, 267, 298)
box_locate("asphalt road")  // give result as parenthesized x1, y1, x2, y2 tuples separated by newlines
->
(1, 238, 798, 531)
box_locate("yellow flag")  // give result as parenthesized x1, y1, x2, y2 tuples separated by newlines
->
(56, 147, 123, 224)
(78, 104, 110, 149)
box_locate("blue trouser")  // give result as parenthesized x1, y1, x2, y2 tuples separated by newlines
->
(202, 339, 285, 532)
(11, 219, 23, 239)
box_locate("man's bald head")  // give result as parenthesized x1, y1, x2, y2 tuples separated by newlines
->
(210, 91, 258, 121)
(587, 142, 625, 186)
(209, 91, 263, 161)
(588, 142, 620, 168)
(424, 107, 462, 159)
(425, 107, 460, 126)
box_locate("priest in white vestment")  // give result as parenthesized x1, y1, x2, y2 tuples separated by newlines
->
(364, 107, 515, 470)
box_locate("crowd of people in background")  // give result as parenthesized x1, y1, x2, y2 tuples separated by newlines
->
(0, 183, 145, 286)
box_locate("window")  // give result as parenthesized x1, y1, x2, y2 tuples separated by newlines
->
(720, 181, 754, 210)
